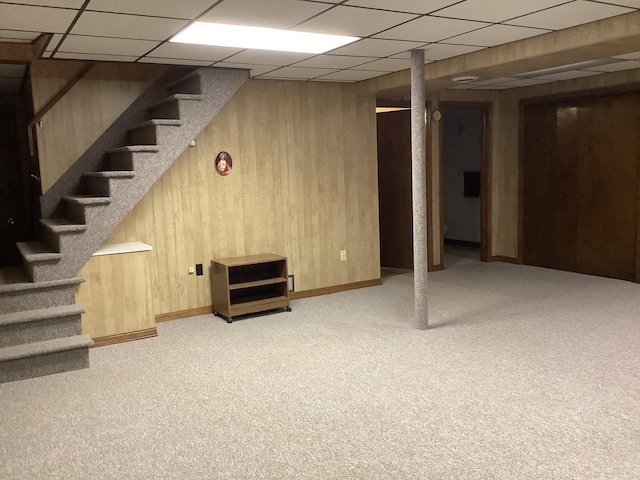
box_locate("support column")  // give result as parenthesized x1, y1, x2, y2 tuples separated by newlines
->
(411, 49, 429, 329)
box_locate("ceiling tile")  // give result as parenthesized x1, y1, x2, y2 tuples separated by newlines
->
(259, 66, 338, 79)
(0, 64, 27, 77)
(614, 50, 640, 59)
(583, 59, 640, 72)
(494, 78, 554, 87)
(316, 69, 390, 81)
(12, 0, 84, 7)
(213, 62, 279, 76)
(45, 34, 65, 52)
(432, 0, 570, 23)
(595, 0, 640, 7)
(535, 69, 603, 80)
(0, 4, 78, 33)
(507, 0, 634, 30)
(293, 55, 372, 69)
(223, 50, 315, 65)
(327, 38, 427, 57)
(58, 35, 160, 56)
(446, 24, 549, 47)
(139, 57, 214, 66)
(374, 15, 489, 42)
(200, 0, 330, 28)
(355, 58, 410, 72)
(0, 30, 40, 42)
(71, 12, 188, 41)
(146, 42, 241, 61)
(344, 0, 463, 14)
(295, 5, 417, 37)
(391, 43, 485, 60)
(55, 52, 140, 62)
(86, 0, 217, 19)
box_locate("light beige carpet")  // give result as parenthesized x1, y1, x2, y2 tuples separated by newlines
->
(1, 251, 639, 479)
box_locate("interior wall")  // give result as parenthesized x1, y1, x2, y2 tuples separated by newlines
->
(441, 107, 483, 243)
(30, 60, 166, 192)
(102, 78, 380, 316)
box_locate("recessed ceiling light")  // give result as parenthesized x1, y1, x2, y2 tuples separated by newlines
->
(171, 22, 360, 54)
(451, 75, 479, 83)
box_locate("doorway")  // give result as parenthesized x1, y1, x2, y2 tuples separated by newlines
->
(440, 103, 491, 266)
(0, 64, 39, 267)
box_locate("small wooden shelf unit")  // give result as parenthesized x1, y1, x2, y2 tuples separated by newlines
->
(211, 253, 291, 323)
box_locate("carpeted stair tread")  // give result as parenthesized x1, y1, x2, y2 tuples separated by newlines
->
(16, 242, 62, 263)
(149, 94, 202, 109)
(0, 275, 84, 294)
(0, 334, 94, 363)
(0, 304, 85, 327)
(62, 195, 112, 205)
(83, 171, 136, 178)
(40, 218, 88, 233)
(128, 119, 182, 131)
(107, 145, 160, 154)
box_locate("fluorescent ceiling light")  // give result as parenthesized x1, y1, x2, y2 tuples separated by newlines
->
(171, 22, 360, 54)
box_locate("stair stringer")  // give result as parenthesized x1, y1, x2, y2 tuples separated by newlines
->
(34, 67, 249, 281)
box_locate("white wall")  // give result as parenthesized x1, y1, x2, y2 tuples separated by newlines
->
(442, 107, 483, 243)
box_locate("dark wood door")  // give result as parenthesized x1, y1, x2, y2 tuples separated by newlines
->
(575, 94, 640, 281)
(377, 110, 413, 269)
(523, 102, 579, 272)
(522, 93, 640, 282)
(0, 106, 24, 267)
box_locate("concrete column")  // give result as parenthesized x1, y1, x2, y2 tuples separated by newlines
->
(411, 49, 429, 329)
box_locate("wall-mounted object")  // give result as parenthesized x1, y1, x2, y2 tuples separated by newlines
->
(215, 151, 232, 176)
(432, 110, 442, 121)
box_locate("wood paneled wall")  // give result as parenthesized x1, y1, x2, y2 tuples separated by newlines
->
(103, 79, 380, 316)
(30, 60, 166, 191)
(77, 249, 155, 339)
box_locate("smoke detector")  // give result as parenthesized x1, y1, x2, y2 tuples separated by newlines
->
(451, 75, 479, 84)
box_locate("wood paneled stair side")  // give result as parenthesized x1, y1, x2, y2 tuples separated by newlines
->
(0, 66, 249, 383)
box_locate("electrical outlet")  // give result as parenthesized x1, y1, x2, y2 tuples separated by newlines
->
(196, 264, 203, 276)
(188, 267, 194, 274)
(340, 250, 347, 261)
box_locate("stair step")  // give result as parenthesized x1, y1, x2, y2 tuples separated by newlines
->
(0, 334, 94, 362)
(40, 218, 87, 234)
(0, 304, 85, 327)
(150, 94, 202, 109)
(128, 119, 181, 132)
(62, 195, 112, 205)
(107, 145, 160, 154)
(83, 171, 136, 179)
(16, 242, 62, 263)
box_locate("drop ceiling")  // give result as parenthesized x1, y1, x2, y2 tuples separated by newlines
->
(0, 0, 639, 90)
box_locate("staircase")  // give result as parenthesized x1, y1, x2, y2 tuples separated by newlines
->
(0, 66, 248, 383)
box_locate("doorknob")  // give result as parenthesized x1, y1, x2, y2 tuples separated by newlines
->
(8, 217, 15, 225)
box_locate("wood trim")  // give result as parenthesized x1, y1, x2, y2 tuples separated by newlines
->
(155, 305, 213, 323)
(429, 263, 445, 272)
(520, 82, 640, 108)
(91, 327, 158, 347)
(488, 255, 520, 264)
(290, 279, 382, 300)
(439, 101, 493, 263)
(517, 100, 526, 265)
(426, 101, 436, 272)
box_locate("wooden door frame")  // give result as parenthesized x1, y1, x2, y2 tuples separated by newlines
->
(438, 101, 493, 264)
